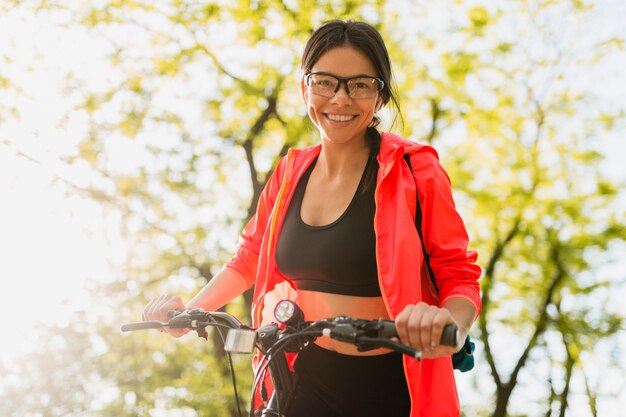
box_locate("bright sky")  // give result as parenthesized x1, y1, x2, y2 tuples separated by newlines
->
(0, 150, 114, 354)
(0, 7, 121, 361)
(0, 1, 625, 416)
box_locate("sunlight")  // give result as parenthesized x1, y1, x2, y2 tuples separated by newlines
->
(0, 8, 119, 364)
(0, 148, 115, 362)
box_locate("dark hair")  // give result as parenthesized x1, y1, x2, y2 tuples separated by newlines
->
(301, 19, 403, 155)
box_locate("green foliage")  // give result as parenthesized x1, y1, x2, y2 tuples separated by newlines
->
(467, 6, 490, 35)
(0, 1, 624, 417)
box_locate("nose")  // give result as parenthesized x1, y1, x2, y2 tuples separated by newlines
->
(331, 81, 352, 103)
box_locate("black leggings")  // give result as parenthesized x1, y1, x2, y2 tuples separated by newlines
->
(286, 343, 410, 417)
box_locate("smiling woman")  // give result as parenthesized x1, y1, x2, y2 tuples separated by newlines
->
(300, 46, 383, 148)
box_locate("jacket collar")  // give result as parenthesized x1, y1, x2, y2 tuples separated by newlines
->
(287, 131, 430, 168)
(379, 132, 427, 161)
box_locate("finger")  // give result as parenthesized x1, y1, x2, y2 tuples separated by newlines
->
(394, 304, 413, 346)
(431, 308, 456, 350)
(150, 294, 169, 322)
(169, 328, 189, 338)
(158, 294, 182, 322)
(407, 305, 423, 350)
(418, 305, 439, 351)
(142, 300, 151, 321)
(420, 343, 457, 359)
(145, 294, 175, 322)
(406, 302, 429, 351)
(397, 303, 422, 349)
(143, 297, 159, 321)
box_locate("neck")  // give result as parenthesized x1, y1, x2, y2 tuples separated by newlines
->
(317, 131, 371, 178)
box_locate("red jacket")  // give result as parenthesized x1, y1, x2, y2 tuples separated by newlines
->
(224, 132, 482, 417)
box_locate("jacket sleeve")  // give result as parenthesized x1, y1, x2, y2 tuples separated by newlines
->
(409, 149, 482, 317)
(222, 156, 288, 288)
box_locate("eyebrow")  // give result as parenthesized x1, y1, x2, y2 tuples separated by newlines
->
(311, 71, 379, 79)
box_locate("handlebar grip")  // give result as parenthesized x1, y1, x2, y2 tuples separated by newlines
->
(121, 321, 166, 332)
(440, 324, 459, 347)
(379, 320, 458, 346)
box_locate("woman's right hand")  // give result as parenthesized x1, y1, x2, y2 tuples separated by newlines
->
(143, 294, 188, 337)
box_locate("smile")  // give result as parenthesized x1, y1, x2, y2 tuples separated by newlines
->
(325, 113, 357, 122)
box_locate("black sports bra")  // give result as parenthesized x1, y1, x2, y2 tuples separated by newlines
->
(275, 157, 381, 297)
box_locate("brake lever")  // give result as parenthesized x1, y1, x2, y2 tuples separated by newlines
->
(165, 309, 213, 339)
(356, 336, 422, 360)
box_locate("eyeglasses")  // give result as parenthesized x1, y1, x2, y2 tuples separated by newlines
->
(304, 72, 384, 99)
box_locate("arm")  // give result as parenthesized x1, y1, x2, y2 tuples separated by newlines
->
(415, 150, 482, 315)
(441, 296, 476, 337)
(396, 149, 481, 356)
(142, 269, 250, 337)
(142, 156, 289, 334)
(186, 267, 251, 311)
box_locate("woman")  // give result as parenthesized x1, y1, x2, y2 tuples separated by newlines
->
(144, 19, 481, 417)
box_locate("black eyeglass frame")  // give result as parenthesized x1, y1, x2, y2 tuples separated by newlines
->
(304, 71, 385, 98)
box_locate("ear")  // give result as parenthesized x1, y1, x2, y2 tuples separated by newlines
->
(300, 78, 308, 105)
(375, 96, 384, 112)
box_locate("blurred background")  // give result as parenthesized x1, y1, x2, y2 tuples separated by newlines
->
(1, 0, 624, 416)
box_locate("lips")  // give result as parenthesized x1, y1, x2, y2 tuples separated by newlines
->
(325, 113, 357, 122)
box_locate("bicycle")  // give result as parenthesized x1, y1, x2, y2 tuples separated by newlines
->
(121, 300, 459, 417)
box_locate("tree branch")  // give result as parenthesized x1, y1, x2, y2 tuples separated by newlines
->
(481, 92, 545, 394)
(241, 95, 280, 221)
(512, 242, 564, 381)
(7, 144, 213, 287)
(425, 98, 440, 145)
(478, 215, 522, 389)
(491, 238, 567, 417)
(194, 38, 261, 94)
(557, 340, 575, 417)
(583, 366, 599, 417)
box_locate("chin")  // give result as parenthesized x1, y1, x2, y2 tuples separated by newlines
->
(321, 132, 362, 145)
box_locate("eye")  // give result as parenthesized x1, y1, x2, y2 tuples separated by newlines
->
(351, 79, 373, 90)
(311, 75, 336, 88)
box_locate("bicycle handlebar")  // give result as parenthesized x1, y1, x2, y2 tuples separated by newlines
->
(320, 317, 458, 347)
(122, 302, 461, 417)
(121, 307, 459, 358)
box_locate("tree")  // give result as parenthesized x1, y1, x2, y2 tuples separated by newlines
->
(0, 1, 624, 416)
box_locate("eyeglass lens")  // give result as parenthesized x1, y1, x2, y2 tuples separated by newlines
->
(307, 73, 382, 99)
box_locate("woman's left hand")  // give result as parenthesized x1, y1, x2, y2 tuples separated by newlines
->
(395, 302, 466, 359)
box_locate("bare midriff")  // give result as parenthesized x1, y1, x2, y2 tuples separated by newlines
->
(296, 289, 393, 356)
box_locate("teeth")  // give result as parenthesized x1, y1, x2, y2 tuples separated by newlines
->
(326, 114, 355, 122)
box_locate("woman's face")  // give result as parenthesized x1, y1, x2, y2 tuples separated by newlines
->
(301, 46, 382, 146)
